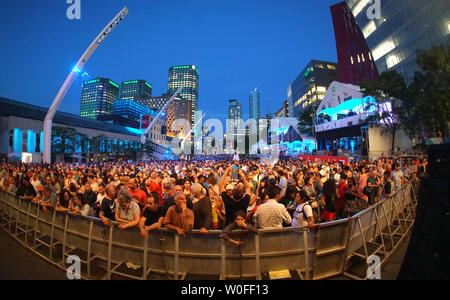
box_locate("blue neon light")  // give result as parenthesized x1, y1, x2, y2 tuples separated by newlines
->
(14, 129, 22, 154)
(27, 130, 36, 153)
(317, 96, 376, 121)
(125, 127, 145, 135)
(40, 131, 44, 153)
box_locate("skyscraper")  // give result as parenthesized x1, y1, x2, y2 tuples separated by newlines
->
(167, 65, 199, 128)
(80, 78, 119, 120)
(228, 99, 242, 120)
(119, 80, 152, 101)
(287, 60, 338, 119)
(345, 0, 450, 83)
(331, 1, 379, 85)
(249, 88, 260, 121)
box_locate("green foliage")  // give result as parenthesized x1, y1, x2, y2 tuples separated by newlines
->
(406, 44, 450, 138)
(297, 105, 314, 136)
(360, 71, 407, 152)
(360, 43, 450, 146)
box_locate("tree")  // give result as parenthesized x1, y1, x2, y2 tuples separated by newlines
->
(406, 44, 450, 139)
(297, 105, 315, 136)
(51, 126, 78, 161)
(360, 71, 407, 153)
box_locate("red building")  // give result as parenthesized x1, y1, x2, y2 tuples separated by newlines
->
(330, 2, 379, 85)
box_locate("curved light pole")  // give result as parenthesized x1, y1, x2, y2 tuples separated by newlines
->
(140, 86, 184, 144)
(43, 7, 129, 164)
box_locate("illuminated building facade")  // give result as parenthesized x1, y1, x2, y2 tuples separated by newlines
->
(275, 101, 289, 118)
(346, 0, 450, 83)
(0, 97, 171, 163)
(166, 96, 192, 138)
(135, 94, 170, 112)
(167, 65, 199, 128)
(287, 60, 338, 119)
(331, 1, 379, 85)
(119, 80, 152, 101)
(98, 99, 161, 129)
(80, 78, 119, 120)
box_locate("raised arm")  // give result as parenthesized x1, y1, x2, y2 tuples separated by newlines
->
(238, 170, 251, 196)
(219, 166, 233, 194)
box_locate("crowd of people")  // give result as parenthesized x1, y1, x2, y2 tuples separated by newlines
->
(0, 155, 427, 245)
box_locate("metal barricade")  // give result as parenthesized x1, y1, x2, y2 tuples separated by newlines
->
(0, 182, 417, 280)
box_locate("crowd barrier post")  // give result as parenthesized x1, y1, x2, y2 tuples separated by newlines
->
(61, 213, 69, 266)
(49, 210, 57, 259)
(391, 193, 406, 232)
(255, 234, 261, 280)
(14, 197, 21, 236)
(380, 201, 395, 248)
(23, 201, 32, 243)
(142, 235, 149, 280)
(33, 203, 40, 249)
(87, 219, 94, 277)
(373, 206, 386, 254)
(356, 216, 369, 258)
(220, 239, 226, 280)
(174, 234, 179, 280)
(159, 231, 170, 279)
(107, 224, 114, 280)
(302, 229, 310, 280)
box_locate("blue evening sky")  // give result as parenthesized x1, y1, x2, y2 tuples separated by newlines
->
(0, 0, 340, 123)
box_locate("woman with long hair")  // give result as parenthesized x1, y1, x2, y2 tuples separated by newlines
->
(321, 178, 337, 222)
(57, 189, 73, 212)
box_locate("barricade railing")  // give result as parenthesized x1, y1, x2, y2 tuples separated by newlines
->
(0, 181, 417, 280)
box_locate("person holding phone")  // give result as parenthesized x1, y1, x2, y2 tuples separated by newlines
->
(219, 166, 251, 225)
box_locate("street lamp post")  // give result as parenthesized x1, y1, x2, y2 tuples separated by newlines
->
(43, 7, 129, 164)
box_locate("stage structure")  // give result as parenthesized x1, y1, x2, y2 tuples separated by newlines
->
(43, 7, 129, 164)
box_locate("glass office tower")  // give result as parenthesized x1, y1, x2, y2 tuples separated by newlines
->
(167, 65, 199, 128)
(119, 80, 152, 101)
(287, 60, 338, 119)
(249, 88, 260, 121)
(80, 78, 119, 120)
(346, 0, 450, 83)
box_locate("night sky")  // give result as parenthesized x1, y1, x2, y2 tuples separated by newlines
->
(0, 0, 339, 123)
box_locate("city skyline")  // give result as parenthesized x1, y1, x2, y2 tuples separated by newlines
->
(0, 0, 339, 125)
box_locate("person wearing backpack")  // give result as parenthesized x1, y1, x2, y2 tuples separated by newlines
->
(292, 190, 315, 228)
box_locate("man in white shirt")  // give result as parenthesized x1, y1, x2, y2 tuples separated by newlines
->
(391, 164, 406, 192)
(254, 186, 292, 229)
(30, 173, 41, 193)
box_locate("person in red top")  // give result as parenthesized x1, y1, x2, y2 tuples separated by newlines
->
(336, 174, 348, 219)
(127, 178, 147, 209)
(148, 172, 163, 204)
